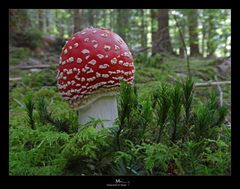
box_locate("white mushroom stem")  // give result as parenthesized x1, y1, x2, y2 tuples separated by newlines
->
(78, 95, 118, 128)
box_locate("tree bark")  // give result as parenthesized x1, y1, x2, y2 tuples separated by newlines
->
(206, 11, 217, 57)
(9, 9, 31, 34)
(9, 9, 32, 45)
(88, 9, 95, 26)
(73, 9, 82, 33)
(151, 9, 157, 55)
(152, 9, 173, 55)
(38, 9, 44, 32)
(117, 9, 129, 41)
(140, 9, 147, 48)
(187, 9, 200, 57)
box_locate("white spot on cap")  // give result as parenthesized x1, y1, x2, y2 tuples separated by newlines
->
(74, 43, 79, 48)
(101, 74, 109, 78)
(97, 54, 104, 59)
(81, 31, 86, 35)
(111, 58, 117, 64)
(99, 64, 109, 69)
(77, 58, 82, 63)
(81, 77, 85, 82)
(72, 37, 75, 40)
(93, 44, 98, 48)
(67, 69, 73, 75)
(69, 46, 72, 50)
(75, 75, 80, 80)
(119, 60, 123, 65)
(101, 33, 108, 38)
(85, 66, 90, 70)
(63, 76, 67, 80)
(73, 68, 77, 72)
(81, 49, 90, 54)
(68, 57, 74, 63)
(64, 49, 68, 54)
(96, 72, 101, 78)
(108, 80, 115, 84)
(88, 59, 96, 65)
(108, 71, 116, 75)
(104, 45, 111, 51)
(71, 80, 76, 85)
(92, 30, 97, 33)
(62, 61, 66, 65)
(84, 38, 89, 42)
(86, 68, 94, 74)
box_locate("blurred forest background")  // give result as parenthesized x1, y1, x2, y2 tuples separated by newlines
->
(9, 9, 231, 176)
(9, 9, 231, 57)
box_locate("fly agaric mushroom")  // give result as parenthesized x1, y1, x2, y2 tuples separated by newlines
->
(57, 27, 135, 127)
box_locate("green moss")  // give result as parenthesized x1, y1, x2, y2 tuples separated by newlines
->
(9, 47, 31, 65)
(9, 53, 231, 176)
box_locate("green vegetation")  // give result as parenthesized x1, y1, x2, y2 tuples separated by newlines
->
(9, 47, 31, 65)
(9, 54, 231, 175)
(9, 8, 231, 176)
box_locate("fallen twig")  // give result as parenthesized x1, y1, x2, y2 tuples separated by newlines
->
(168, 75, 231, 87)
(9, 77, 22, 81)
(194, 81, 231, 87)
(11, 65, 51, 70)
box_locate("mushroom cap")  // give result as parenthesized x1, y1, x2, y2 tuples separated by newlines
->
(57, 27, 135, 109)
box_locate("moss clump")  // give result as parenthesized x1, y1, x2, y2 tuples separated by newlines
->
(10, 47, 31, 65)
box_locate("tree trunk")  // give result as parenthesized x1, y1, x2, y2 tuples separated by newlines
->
(151, 9, 157, 54)
(73, 9, 82, 33)
(38, 9, 44, 32)
(9, 9, 31, 45)
(117, 9, 129, 41)
(9, 9, 31, 34)
(88, 9, 95, 26)
(206, 11, 217, 58)
(140, 9, 147, 48)
(187, 9, 200, 57)
(152, 9, 173, 55)
(46, 10, 51, 33)
(55, 10, 64, 38)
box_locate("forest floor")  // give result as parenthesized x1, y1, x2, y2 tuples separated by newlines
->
(9, 42, 231, 176)
(9, 45, 231, 123)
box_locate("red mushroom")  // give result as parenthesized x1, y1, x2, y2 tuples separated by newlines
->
(57, 27, 135, 127)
